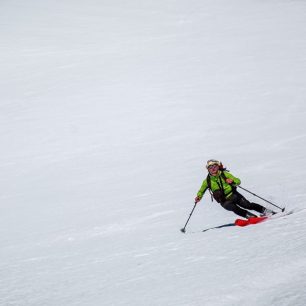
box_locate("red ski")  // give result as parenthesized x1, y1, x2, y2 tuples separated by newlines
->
(235, 216, 268, 227)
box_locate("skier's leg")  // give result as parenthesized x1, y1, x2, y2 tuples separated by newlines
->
(235, 192, 266, 214)
(221, 197, 257, 218)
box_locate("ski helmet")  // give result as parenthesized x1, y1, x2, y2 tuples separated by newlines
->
(206, 159, 221, 169)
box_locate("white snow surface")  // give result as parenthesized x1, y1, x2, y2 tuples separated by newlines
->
(1, 0, 306, 305)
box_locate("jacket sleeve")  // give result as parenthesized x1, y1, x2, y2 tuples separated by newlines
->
(224, 172, 241, 186)
(197, 179, 208, 199)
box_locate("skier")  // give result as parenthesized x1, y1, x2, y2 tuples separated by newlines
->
(194, 159, 274, 219)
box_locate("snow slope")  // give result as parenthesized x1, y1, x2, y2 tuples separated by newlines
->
(1, 0, 306, 305)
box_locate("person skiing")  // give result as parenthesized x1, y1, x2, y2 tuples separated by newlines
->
(195, 159, 274, 219)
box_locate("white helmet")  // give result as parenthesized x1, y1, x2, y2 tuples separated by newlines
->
(206, 159, 221, 169)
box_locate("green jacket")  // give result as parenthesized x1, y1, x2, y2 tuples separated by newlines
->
(197, 171, 241, 200)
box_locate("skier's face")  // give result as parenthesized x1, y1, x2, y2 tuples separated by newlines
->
(208, 164, 219, 175)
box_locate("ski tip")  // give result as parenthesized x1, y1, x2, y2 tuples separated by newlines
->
(235, 219, 249, 227)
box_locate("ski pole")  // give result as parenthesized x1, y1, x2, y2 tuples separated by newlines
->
(238, 186, 285, 211)
(180, 202, 197, 233)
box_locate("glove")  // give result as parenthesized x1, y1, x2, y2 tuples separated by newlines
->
(226, 178, 234, 184)
(195, 196, 201, 204)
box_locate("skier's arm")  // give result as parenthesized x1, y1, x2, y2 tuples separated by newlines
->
(224, 172, 241, 186)
(195, 180, 208, 203)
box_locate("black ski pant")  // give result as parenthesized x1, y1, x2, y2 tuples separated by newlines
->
(220, 192, 265, 218)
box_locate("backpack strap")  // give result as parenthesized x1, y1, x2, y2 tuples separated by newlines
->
(220, 171, 227, 181)
(207, 172, 226, 192)
(206, 170, 236, 202)
(206, 174, 225, 202)
(206, 174, 214, 202)
(221, 170, 237, 194)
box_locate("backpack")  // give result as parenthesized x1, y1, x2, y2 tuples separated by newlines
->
(206, 166, 236, 203)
